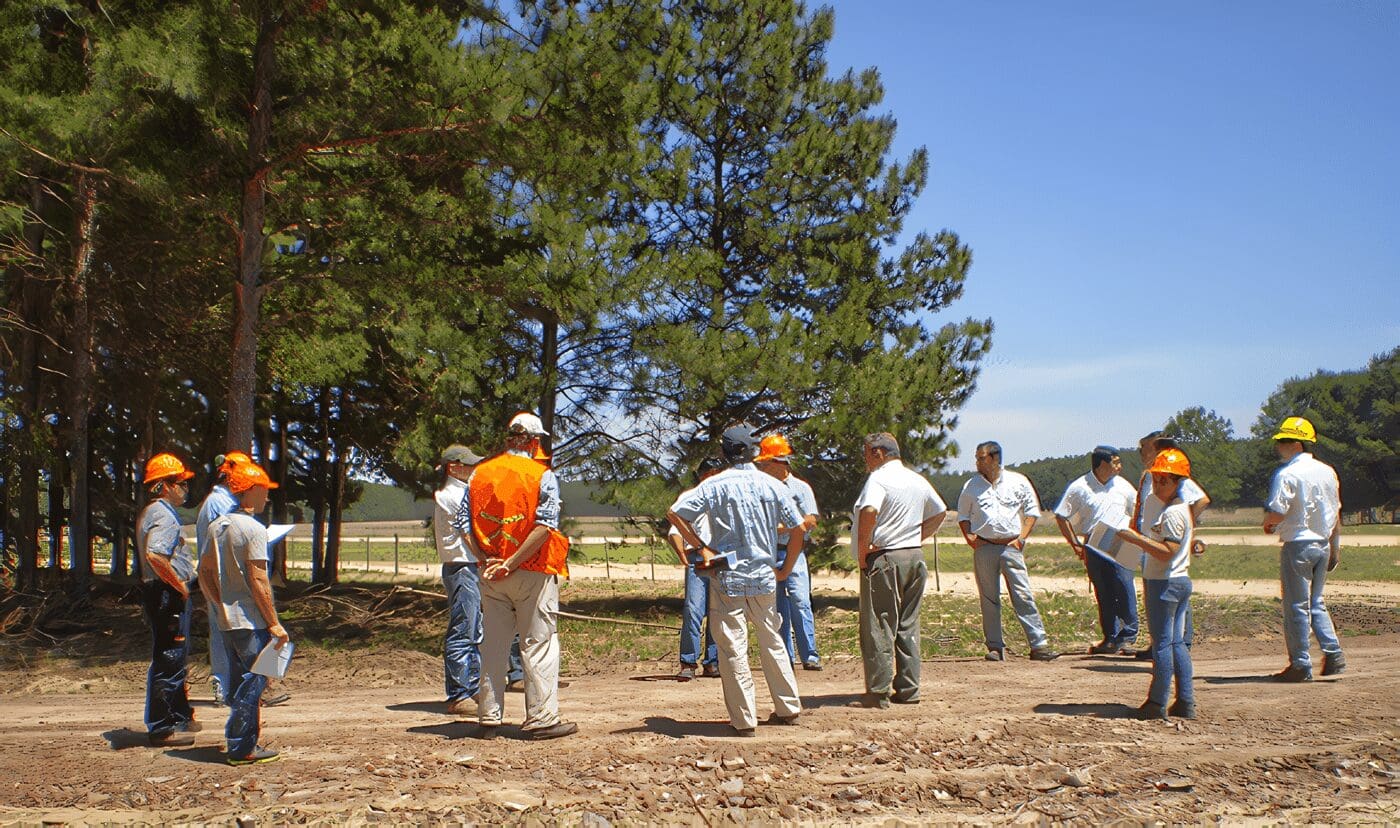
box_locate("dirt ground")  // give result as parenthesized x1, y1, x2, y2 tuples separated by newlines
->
(1, 623, 1397, 824)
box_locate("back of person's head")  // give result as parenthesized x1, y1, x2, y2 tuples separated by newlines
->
(863, 432, 901, 458)
(721, 424, 759, 464)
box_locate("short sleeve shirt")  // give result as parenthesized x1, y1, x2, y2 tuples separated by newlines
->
(452, 449, 561, 535)
(957, 470, 1040, 539)
(852, 460, 947, 555)
(1054, 473, 1138, 535)
(671, 464, 805, 597)
(137, 500, 194, 583)
(210, 512, 270, 631)
(1140, 496, 1193, 580)
(196, 485, 238, 564)
(1267, 453, 1341, 543)
(776, 474, 819, 548)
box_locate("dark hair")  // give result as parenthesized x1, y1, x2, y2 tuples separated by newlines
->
(1091, 445, 1119, 470)
(1139, 430, 1163, 445)
(863, 432, 901, 458)
(975, 441, 1001, 462)
(1153, 436, 1180, 451)
(694, 456, 725, 482)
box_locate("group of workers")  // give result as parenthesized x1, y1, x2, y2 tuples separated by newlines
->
(135, 410, 1349, 756)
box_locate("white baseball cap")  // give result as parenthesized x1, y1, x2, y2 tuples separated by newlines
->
(508, 412, 549, 436)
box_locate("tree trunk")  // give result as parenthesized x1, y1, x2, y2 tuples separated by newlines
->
(310, 385, 330, 583)
(109, 448, 130, 579)
(15, 178, 48, 593)
(48, 469, 64, 569)
(271, 407, 290, 582)
(539, 313, 558, 457)
(225, 10, 281, 452)
(324, 449, 345, 585)
(64, 172, 99, 595)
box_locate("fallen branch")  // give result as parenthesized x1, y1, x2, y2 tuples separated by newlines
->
(557, 610, 680, 632)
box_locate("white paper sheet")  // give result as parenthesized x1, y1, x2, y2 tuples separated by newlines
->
(1084, 516, 1144, 572)
(251, 638, 295, 679)
(266, 524, 295, 548)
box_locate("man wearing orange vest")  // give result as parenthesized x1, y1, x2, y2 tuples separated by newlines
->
(458, 412, 576, 740)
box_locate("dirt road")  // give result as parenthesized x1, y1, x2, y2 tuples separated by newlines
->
(1, 634, 1396, 823)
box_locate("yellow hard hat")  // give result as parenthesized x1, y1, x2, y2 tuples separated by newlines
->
(144, 453, 195, 484)
(1272, 416, 1317, 442)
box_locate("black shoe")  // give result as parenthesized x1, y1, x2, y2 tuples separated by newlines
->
(890, 696, 920, 705)
(1273, 665, 1313, 683)
(803, 659, 823, 671)
(1136, 700, 1168, 721)
(149, 730, 195, 748)
(1088, 640, 1118, 655)
(1321, 653, 1346, 677)
(526, 721, 578, 740)
(985, 649, 1005, 662)
(847, 693, 889, 709)
(1029, 648, 1061, 662)
(765, 712, 800, 725)
(677, 664, 697, 680)
(701, 663, 721, 678)
(1168, 699, 1197, 719)
(1134, 648, 1153, 661)
(227, 746, 280, 765)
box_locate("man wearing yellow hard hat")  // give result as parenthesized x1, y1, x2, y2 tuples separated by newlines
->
(1262, 417, 1346, 682)
(197, 459, 289, 764)
(754, 434, 823, 671)
(137, 453, 201, 747)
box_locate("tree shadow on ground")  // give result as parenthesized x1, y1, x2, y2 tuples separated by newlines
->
(1199, 674, 1287, 685)
(408, 721, 533, 741)
(614, 717, 747, 739)
(102, 728, 152, 750)
(1033, 702, 1140, 719)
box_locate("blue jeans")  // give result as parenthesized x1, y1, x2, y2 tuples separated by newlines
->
(443, 563, 484, 701)
(220, 627, 271, 758)
(1085, 550, 1138, 645)
(142, 581, 194, 734)
(1144, 578, 1194, 706)
(1280, 541, 1342, 669)
(972, 543, 1049, 650)
(208, 602, 230, 697)
(775, 552, 819, 664)
(680, 565, 717, 667)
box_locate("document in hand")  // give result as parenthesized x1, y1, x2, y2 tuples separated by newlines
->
(251, 638, 295, 679)
(265, 524, 295, 549)
(689, 549, 737, 575)
(1085, 517, 1144, 572)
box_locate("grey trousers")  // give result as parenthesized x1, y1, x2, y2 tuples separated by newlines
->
(858, 548, 926, 701)
(479, 570, 562, 731)
(973, 543, 1049, 651)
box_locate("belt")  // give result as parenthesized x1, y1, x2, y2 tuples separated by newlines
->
(864, 545, 921, 566)
(976, 536, 1018, 545)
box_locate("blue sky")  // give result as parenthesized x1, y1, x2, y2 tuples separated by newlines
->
(820, 1, 1399, 469)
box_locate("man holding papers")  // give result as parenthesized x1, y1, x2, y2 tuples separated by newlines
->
(196, 459, 289, 765)
(1053, 446, 1140, 655)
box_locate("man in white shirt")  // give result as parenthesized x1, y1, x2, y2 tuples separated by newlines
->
(1262, 417, 1346, 682)
(851, 432, 947, 708)
(957, 441, 1061, 662)
(1054, 446, 1140, 654)
(434, 444, 485, 716)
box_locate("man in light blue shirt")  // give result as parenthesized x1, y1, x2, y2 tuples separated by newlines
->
(668, 424, 807, 735)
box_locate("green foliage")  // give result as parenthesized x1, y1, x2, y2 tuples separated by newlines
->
(1163, 406, 1243, 506)
(1248, 347, 1400, 509)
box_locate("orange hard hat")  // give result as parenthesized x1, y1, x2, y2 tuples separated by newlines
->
(217, 451, 254, 475)
(144, 453, 195, 484)
(755, 434, 793, 463)
(1148, 448, 1191, 478)
(226, 461, 279, 493)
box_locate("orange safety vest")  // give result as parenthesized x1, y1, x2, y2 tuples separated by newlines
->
(468, 451, 570, 577)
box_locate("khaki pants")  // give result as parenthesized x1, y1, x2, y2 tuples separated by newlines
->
(709, 583, 801, 730)
(479, 570, 561, 731)
(859, 548, 926, 701)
